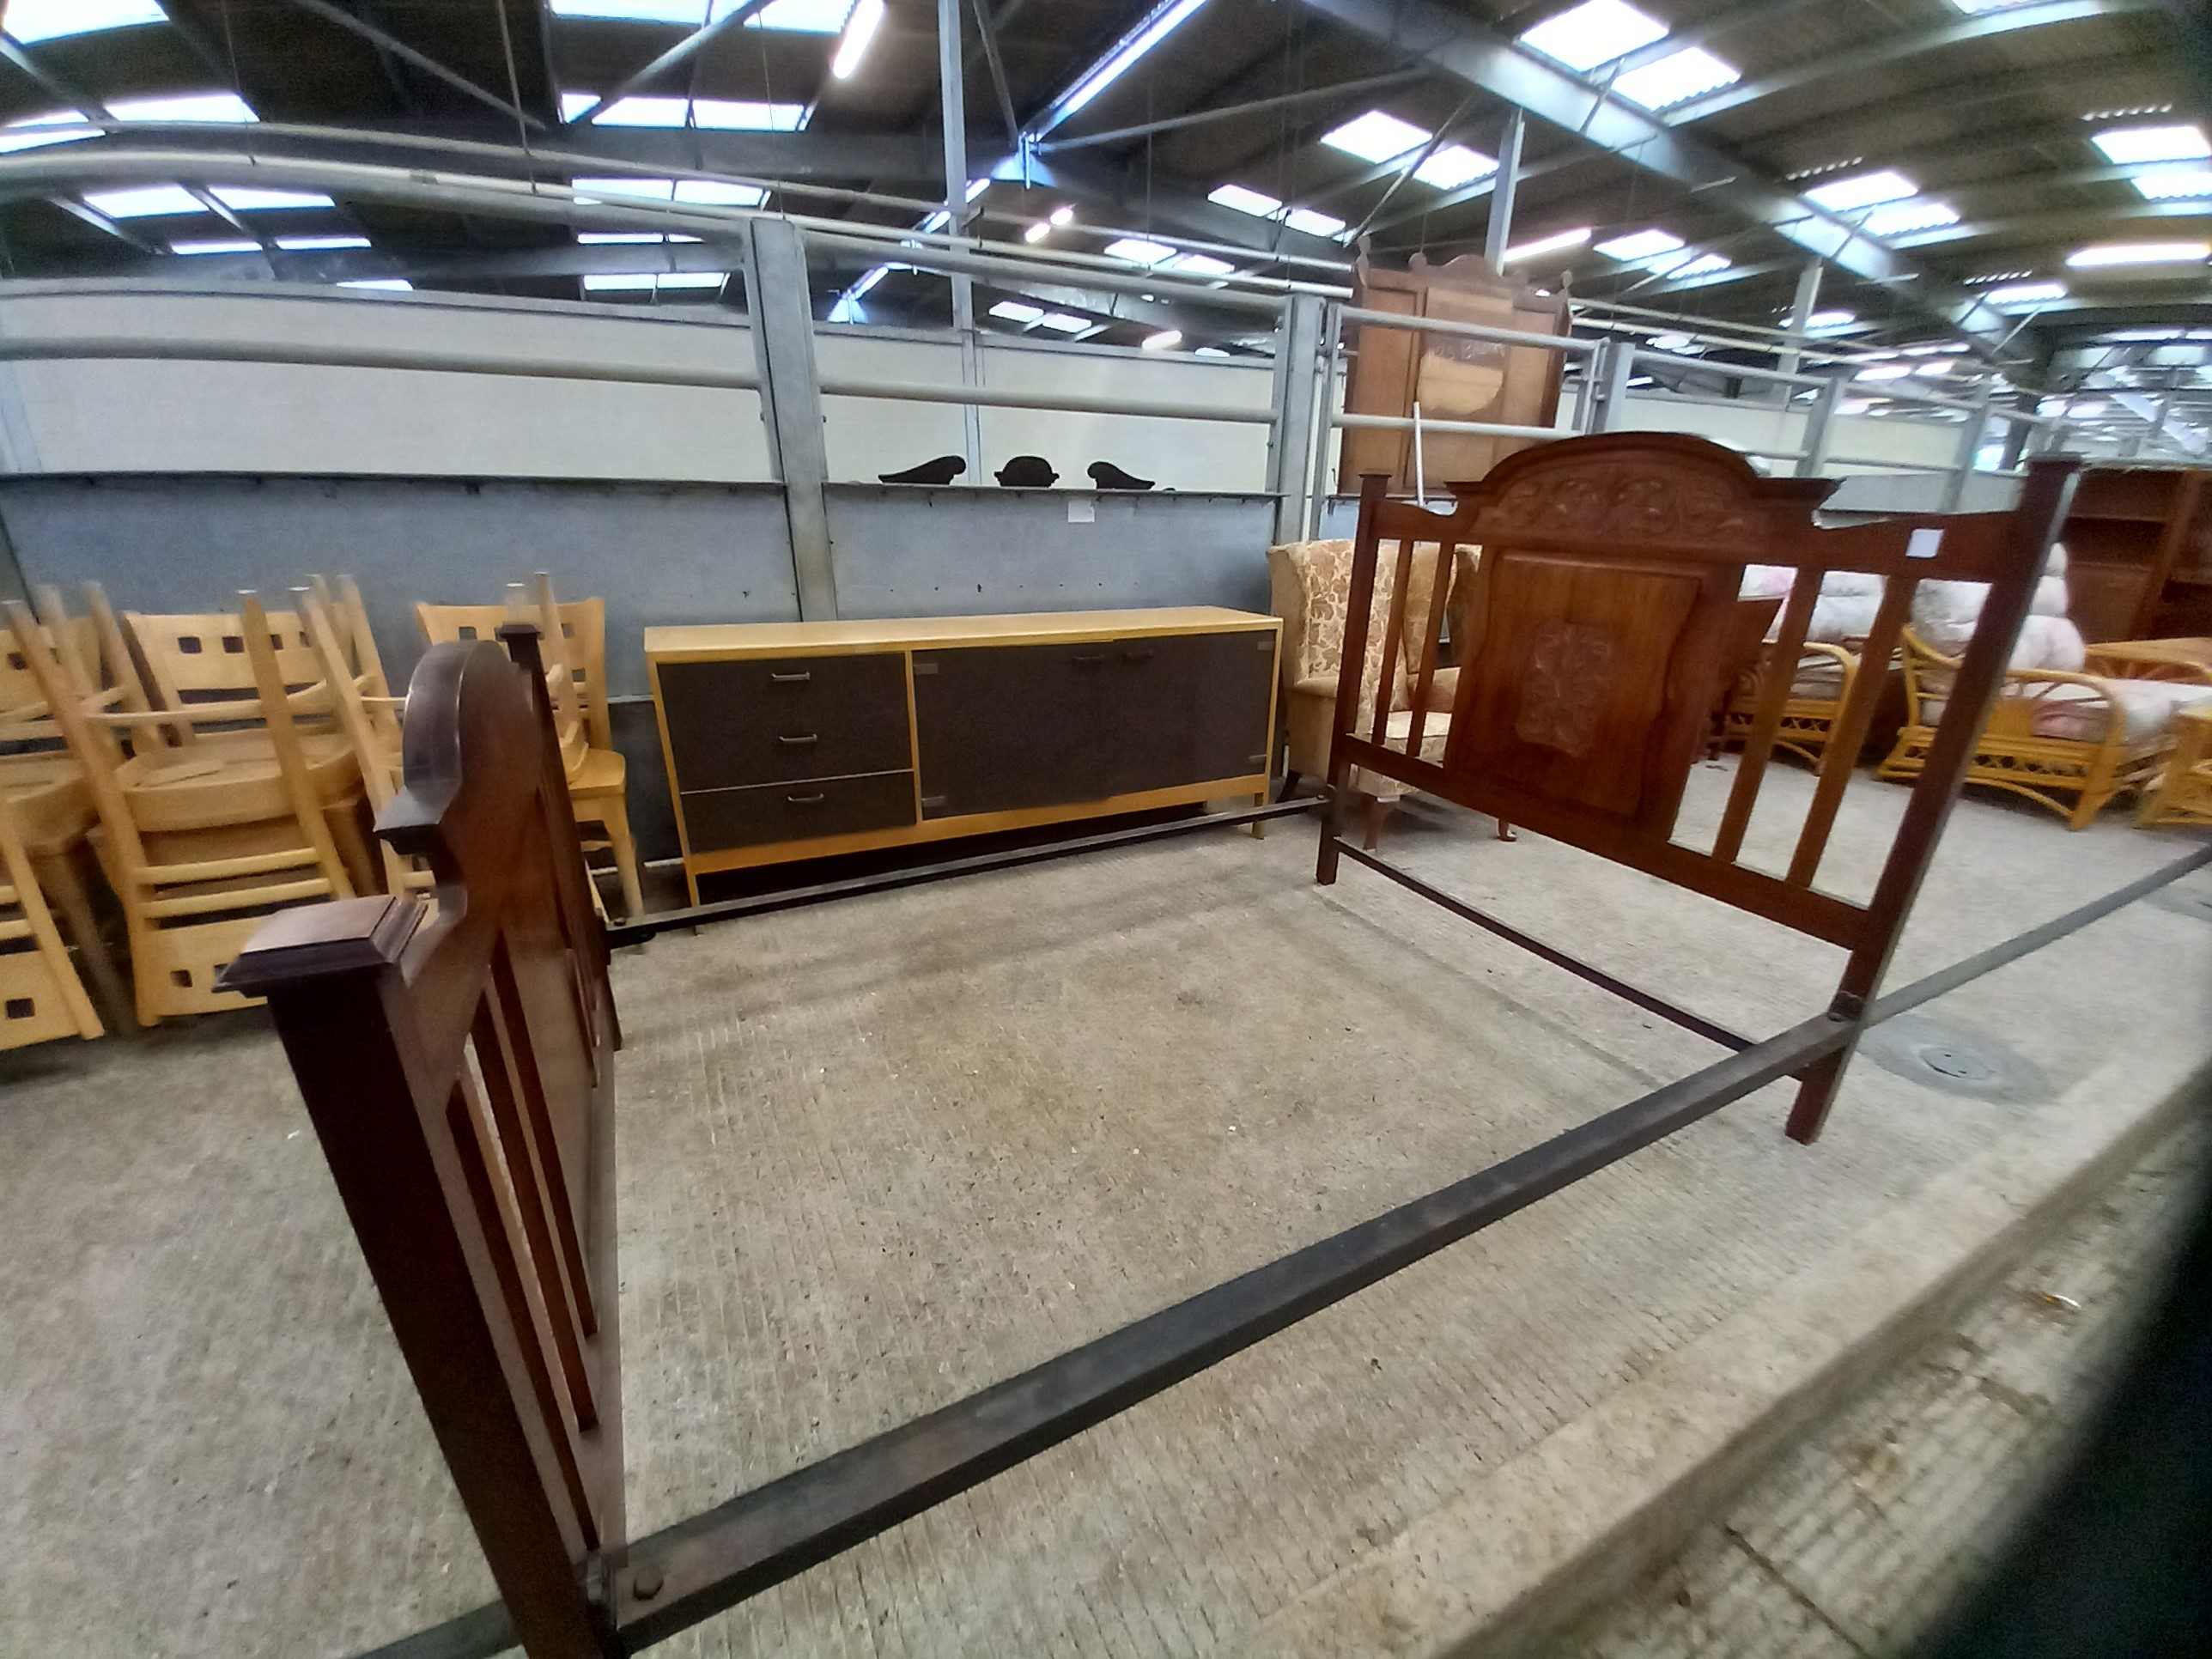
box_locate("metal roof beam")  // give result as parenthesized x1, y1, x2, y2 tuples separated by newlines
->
(1290, 0, 2013, 348)
(280, 0, 549, 131)
(1664, 0, 2165, 125)
(1017, 150, 1349, 271)
(562, 0, 775, 127)
(1035, 69, 1425, 155)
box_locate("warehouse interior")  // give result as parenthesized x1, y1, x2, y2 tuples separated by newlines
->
(2, 1, 2210, 1656)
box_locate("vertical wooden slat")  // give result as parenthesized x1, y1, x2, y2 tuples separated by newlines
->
(474, 980, 599, 1412)
(447, 1078, 599, 1545)
(1367, 534, 1418, 749)
(1786, 577, 1918, 888)
(1712, 568, 1821, 865)
(1787, 459, 2079, 1143)
(1319, 475, 1391, 885)
(1401, 539, 1457, 762)
(489, 927, 597, 1334)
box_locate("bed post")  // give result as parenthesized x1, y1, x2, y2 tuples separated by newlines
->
(1784, 457, 2081, 1143)
(1317, 472, 1394, 886)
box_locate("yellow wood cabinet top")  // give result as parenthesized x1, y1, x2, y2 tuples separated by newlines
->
(646, 606, 1279, 661)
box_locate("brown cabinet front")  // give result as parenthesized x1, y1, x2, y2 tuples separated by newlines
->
(658, 653, 911, 790)
(913, 629, 1273, 819)
(681, 771, 915, 852)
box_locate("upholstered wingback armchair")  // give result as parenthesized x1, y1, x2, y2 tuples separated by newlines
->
(1267, 537, 1480, 842)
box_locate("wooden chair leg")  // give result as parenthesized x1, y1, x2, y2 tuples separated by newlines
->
(1495, 818, 1516, 842)
(1363, 795, 1393, 851)
(1277, 769, 1302, 801)
(324, 797, 381, 893)
(29, 843, 131, 1031)
(583, 795, 644, 918)
(1250, 789, 1267, 839)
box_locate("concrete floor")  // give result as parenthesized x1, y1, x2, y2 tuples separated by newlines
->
(1, 757, 2207, 1659)
(1560, 1115, 2208, 1659)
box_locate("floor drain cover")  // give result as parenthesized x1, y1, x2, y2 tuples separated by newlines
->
(2146, 883, 2212, 924)
(1861, 1015, 2051, 1103)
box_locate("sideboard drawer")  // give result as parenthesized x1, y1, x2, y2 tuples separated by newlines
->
(658, 653, 911, 789)
(680, 770, 915, 853)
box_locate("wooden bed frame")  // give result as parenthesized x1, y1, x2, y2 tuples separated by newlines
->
(222, 446, 2212, 1659)
(1320, 433, 2077, 1141)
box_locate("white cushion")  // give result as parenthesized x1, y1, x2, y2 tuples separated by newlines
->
(2031, 679, 2212, 743)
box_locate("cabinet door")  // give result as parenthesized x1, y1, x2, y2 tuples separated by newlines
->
(1107, 630, 1277, 796)
(912, 642, 1117, 818)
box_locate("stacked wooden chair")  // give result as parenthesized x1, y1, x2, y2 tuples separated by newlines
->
(417, 574, 642, 915)
(7, 592, 370, 1024)
(0, 585, 143, 1023)
(0, 776, 102, 1049)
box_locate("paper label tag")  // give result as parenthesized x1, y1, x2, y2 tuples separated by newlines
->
(1906, 526, 1944, 560)
(1067, 497, 1096, 524)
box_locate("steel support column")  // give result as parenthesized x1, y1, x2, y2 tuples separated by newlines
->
(1583, 337, 1637, 433)
(1942, 392, 1996, 508)
(1482, 109, 1525, 269)
(1796, 371, 1846, 477)
(1776, 258, 1822, 394)
(941, 0, 985, 477)
(1269, 294, 1328, 544)
(742, 218, 839, 620)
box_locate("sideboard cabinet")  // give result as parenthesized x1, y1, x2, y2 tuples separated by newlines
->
(648, 609, 1279, 898)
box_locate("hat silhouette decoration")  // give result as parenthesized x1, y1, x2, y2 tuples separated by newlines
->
(994, 455, 1059, 487)
(1087, 461, 1156, 491)
(878, 455, 966, 485)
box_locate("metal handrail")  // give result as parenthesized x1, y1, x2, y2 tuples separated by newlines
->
(1338, 305, 1600, 356)
(817, 374, 1274, 424)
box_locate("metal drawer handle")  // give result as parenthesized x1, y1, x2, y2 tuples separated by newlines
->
(769, 670, 811, 684)
(776, 732, 819, 746)
(786, 791, 826, 804)
(1122, 647, 1155, 662)
(1072, 653, 1107, 665)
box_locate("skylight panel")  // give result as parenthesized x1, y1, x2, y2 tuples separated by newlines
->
(583, 272, 659, 291)
(1282, 205, 1346, 239)
(2090, 124, 2209, 164)
(1856, 363, 1914, 381)
(693, 100, 805, 130)
(589, 96, 690, 126)
(1804, 308, 1856, 331)
(212, 185, 336, 210)
(657, 270, 727, 288)
(86, 185, 205, 218)
(574, 176, 677, 200)
(579, 231, 665, 243)
(1036, 313, 1091, 333)
(1142, 330, 1183, 350)
(1983, 281, 2065, 309)
(3, 0, 166, 44)
(550, 1, 706, 21)
(341, 279, 414, 291)
(1611, 47, 1739, 111)
(107, 92, 258, 125)
(1595, 228, 1682, 261)
(1518, 0, 1669, 73)
(1105, 237, 1175, 265)
(2066, 240, 2209, 267)
(1668, 252, 1732, 280)
(1862, 198, 1960, 237)
(1320, 110, 1431, 165)
(989, 300, 1044, 323)
(1208, 183, 1282, 218)
(1048, 0, 1209, 123)
(1804, 169, 1916, 211)
(1945, 0, 2044, 13)
(672, 179, 766, 205)
(0, 124, 94, 153)
(744, 0, 856, 29)
(171, 239, 260, 255)
(276, 234, 370, 251)
(1500, 225, 1591, 264)
(1167, 252, 1236, 276)
(1413, 144, 1496, 190)
(2133, 167, 2212, 201)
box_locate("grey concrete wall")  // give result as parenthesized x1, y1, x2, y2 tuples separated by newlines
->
(824, 484, 1276, 617)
